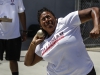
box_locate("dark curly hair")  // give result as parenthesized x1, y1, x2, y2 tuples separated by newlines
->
(37, 7, 56, 23)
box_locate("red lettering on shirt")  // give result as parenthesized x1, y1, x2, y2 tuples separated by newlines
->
(42, 35, 64, 55)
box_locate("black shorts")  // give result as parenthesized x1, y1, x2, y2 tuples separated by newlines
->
(0, 37, 22, 61)
(87, 67, 96, 75)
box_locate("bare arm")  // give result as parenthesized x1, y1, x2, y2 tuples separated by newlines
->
(24, 34, 44, 66)
(19, 12, 26, 31)
(79, 7, 100, 38)
(79, 7, 99, 24)
(18, 12, 27, 41)
(24, 42, 43, 66)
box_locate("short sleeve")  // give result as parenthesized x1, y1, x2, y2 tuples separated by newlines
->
(18, 0, 25, 13)
(58, 11, 81, 27)
(65, 11, 81, 26)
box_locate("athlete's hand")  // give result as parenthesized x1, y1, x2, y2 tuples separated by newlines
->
(90, 27, 100, 38)
(32, 34, 45, 46)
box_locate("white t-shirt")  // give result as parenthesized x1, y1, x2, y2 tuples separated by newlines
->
(35, 11, 93, 75)
(0, 0, 25, 39)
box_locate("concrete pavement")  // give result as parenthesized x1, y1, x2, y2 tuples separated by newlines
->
(0, 51, 100, 75)
(0, 59, 47, 75)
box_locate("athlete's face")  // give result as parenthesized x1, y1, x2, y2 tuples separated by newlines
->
(40, 11, 57, 36)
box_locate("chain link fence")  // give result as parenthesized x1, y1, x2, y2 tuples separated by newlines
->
(76, 0, 100, 48)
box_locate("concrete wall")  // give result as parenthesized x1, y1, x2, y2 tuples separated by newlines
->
(22, 0, 75, 29)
